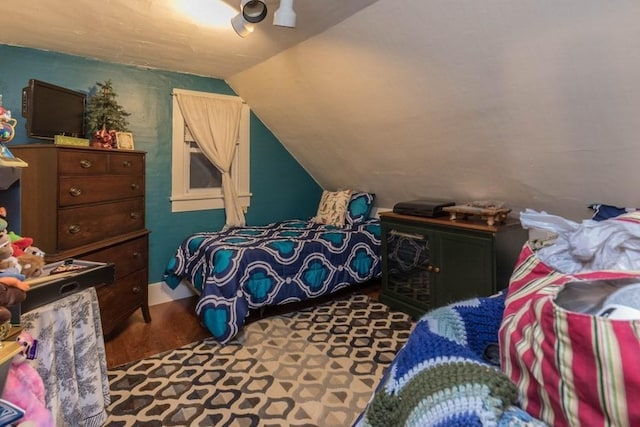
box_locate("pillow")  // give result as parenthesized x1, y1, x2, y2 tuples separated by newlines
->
(345, 192, 375, 226)
(313, 190, 352, 227)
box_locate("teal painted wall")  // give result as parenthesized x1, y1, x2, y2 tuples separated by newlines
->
(0, 45, 322, 283)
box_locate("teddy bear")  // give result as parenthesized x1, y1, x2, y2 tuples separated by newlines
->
(0, 229, 22, 277)
(0, 209, 45, 279)
(16, 255, 44, 279)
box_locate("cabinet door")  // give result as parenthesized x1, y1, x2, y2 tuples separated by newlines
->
(433, 230, 493, 307)
(382, 223, 432, 314)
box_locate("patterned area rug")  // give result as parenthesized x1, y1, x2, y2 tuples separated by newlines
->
(106, 294, 413, 426)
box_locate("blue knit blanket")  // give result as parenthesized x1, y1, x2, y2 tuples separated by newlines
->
(354, 293, 547, 427)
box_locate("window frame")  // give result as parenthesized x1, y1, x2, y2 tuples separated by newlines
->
(170, 89, 251, 212)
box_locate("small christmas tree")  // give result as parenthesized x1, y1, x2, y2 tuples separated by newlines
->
(85, 80, 130, 148)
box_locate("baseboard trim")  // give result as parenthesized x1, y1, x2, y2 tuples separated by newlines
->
(148, 281, 194, 306)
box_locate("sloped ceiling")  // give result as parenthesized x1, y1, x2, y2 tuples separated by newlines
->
(5, 0, 640, 220)
(229, 0, 640, 220)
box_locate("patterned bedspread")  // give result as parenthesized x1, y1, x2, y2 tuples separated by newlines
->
(164, 218, 382, 343)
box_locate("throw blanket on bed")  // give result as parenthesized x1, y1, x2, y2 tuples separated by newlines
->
(164, 219, 381, 344)
(355, 293, 546, 427)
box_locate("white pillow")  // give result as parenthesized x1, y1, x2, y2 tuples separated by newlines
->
(313, 190, 353, 227)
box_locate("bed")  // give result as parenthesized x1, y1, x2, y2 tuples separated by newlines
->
(163, 190, 381, 344)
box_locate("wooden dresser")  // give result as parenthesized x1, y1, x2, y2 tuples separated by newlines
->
(11, 144, 151, 337)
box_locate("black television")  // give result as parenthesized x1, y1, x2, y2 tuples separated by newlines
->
(21, 79, 86, 140)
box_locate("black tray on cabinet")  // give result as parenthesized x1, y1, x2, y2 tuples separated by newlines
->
(10, 259, 115, 323)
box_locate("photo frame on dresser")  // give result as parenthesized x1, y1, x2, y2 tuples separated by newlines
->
(115, 132, 135, 150)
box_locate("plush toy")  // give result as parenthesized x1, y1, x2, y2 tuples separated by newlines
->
(9, 233, 34, 258)
(8, 232, 44, 260)
(17, 254, 44, 279)
(0, 231, 22, 277)
(0, 281, 26, 306)
(0, 210, 44, 278)
(1, 332, 54, 427)
(0, 280, 26, 322)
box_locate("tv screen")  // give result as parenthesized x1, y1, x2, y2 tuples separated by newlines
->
(21, 79, 86, 140)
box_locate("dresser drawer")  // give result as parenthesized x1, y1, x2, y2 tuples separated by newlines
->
(58, 198, 145, 250)
(82, 236, 148, 279)
(58, 150, 108, 175)
(97, 269, 147, 335)
(109, 152, 145, 175)
(59, 175, 144, 207)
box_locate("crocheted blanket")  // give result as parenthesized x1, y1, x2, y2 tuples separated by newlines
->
(355, 293, 547, 427)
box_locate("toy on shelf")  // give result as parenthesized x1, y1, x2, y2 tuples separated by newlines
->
(0, 208, 44, 281)
(0, 95, 28, 169)
(0, 96, 17, 144)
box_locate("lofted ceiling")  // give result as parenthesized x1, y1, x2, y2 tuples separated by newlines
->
(1, 0, 378, 79)
(5, 0, 640, 221)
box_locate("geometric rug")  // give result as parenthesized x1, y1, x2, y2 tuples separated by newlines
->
(105, 294, 414, 426)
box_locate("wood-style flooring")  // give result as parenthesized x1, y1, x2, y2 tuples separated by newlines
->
(104, 280, 381, 368)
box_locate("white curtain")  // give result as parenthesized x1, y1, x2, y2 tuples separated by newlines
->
(175, 93, 245, 227)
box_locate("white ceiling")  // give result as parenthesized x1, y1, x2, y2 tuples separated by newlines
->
(5, 0, 640, 221)
(1, 0, 378, 79)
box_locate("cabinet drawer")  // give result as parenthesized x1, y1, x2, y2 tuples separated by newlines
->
(109, 152, 145, 175)
(82, 236, 148, 279)
(58, 150, 108, 175)
(59, 175, 145, 207)
(58, 198, 145, 249)
(97, 269, 147, 334)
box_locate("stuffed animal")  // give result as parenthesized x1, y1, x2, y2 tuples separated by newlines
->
(0, 281, 26, 306)
(0, 210, 44, 278)
(0, 231, 21, 275)
(1, 332, 54, 427)
(9, 233, 34, 258)
(17, 254, 44, 279)
(0, 230, 22, 277)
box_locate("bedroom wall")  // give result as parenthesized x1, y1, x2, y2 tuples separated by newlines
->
(228, 0, 640, 222)
(0, 44, 323, 283)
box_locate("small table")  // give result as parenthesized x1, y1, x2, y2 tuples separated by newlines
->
(20, 287, 110, 426)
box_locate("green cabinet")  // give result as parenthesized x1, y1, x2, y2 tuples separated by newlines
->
(379, 212, 528, 318)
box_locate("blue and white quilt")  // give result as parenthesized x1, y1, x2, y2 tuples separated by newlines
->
(164, 218, 382, 344)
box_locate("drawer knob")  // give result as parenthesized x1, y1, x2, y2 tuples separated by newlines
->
(132, 286, 141, 294)
(132, 251, 141, 259)
(122, 160, 132, 168)
(130, 183, 139, 191)
(68, 224, 81, 234)
(130, 212, 140, 220)
(426, 265, 440, 273)
(79, 159, 92, 169)
(69, 186, 82, 197)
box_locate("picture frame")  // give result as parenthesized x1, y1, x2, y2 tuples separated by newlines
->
(115, 132, 135, 150)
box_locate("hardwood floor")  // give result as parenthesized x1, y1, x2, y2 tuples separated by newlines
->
(103, 295, 209, 368)
(104, 280, 381, 369)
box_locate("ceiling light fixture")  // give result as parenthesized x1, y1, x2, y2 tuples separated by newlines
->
(231, 0, 296, 37)
(231, 14, 255, 37)
(231, 0, 267, 37)
(241, 0, 268, 23)
(274, 0, 296, 28)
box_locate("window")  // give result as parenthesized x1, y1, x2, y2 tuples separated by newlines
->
(171, 89, 250, 212)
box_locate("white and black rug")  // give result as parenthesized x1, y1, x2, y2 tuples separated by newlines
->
(106, 294, 413, 426)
